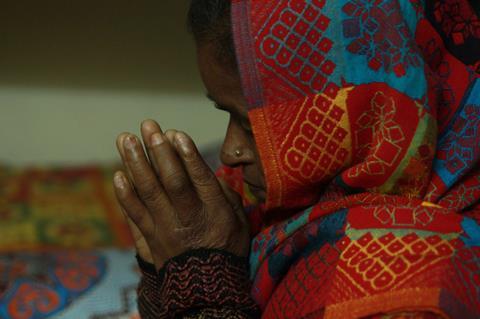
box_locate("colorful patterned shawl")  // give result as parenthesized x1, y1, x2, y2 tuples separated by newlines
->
(218, 0, 480, 318)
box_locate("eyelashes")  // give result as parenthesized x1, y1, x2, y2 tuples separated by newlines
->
(214, 102, 227, 111)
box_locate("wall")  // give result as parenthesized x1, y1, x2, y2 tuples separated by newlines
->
(0, 1, 227, 166)
(0, 88, 227, 166)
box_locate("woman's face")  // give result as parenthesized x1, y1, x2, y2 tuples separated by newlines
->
(197, 43, 266, 202)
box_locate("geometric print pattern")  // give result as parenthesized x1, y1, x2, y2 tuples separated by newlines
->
(263, 243, 340, 318)
(373, 204, 438, 227)
(283, 92, 350, 184)
(249, 208, 347, 310)
(54, 250, 141, 319)
(436, 103, 480, 180)
(342, 0, 422, 77)
(0, 165, 132, 252)
(337, 232, 454, 292)
(251, 193, 480, 316)
(259, 0, 339, 95)
(433, 0, 480, 45)
(432, 78, 480, 195)
(230, 0, 480, 316)
(420, 37, 457, 132)
(452, 246, 480, 311)
(439, 173, 480, 211)
(425, 0, 480, 68)
(0, 251, 107, 319)
(348, 91, 406, 178)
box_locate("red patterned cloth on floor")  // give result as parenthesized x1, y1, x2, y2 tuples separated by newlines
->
(214, 0, 480, 318)
(0, 165, 133, 251)
(0, 166, 139, 318)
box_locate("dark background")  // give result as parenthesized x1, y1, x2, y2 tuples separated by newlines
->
(0, 1, 201, 93)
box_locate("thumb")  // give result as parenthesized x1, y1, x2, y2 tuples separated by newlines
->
(219, 179, 242, 207)
(120, 207, 154, 264)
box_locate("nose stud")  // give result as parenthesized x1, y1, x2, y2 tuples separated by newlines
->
(235, 149, 242, 157)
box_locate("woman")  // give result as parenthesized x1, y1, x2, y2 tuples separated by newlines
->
(113, 0, 480, 318)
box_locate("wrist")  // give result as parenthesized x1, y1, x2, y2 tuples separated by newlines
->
(137, 248, 260, 318)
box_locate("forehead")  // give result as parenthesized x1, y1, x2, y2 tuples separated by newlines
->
(196, 44, 248, 117)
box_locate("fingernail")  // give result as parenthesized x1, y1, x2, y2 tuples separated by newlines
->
(124, 135, 137, 150)
(151, 132, 165, 146)
(175, 133, 191, 156)
(165, 130, 177, 144)
(142, 119, 158, 132)
(114, 173, 127, 189)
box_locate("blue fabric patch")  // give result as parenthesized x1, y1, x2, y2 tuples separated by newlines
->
(432, 79, 480, 189)
(333, 0, 427, 99)
(0, 251, 107, 319)
(267, 209, 347, 280)
(460, 217, 480, 248)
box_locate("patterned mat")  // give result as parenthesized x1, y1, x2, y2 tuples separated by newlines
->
(0, 249, 140, 319)
(0, 165, 140, 318)
(0, 165, 133, 252)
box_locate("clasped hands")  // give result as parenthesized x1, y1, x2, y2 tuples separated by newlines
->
(114, 120, 250, 270)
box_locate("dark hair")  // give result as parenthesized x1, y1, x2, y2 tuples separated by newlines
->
(187, 0, 237, 71)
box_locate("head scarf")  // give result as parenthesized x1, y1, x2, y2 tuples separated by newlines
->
(218, 0, 480, 317)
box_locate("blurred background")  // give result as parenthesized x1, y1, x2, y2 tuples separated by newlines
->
(0, 2, 228, 317)
(0, 0, 228, 166)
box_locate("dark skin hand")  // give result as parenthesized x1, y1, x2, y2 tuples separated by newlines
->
(114, 120, 250, 269)
(114, 43, 266, 269)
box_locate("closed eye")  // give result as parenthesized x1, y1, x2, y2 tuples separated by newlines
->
(214, 103, 228, 112)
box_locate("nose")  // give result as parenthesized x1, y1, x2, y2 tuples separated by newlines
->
(220, 117, 253, 167)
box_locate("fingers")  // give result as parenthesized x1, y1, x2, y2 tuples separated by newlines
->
(116, 133, 134, 180)
(122, 208, 155, 264)
(117, 120, 222, 229)
(164, 129, 178, 144)
(219, 178, 248, 227)
(122, 134, 172, 216)
(147, 130, 203, 225)
(219, 179, 243, 211)
(140, 120, 163, 174)
(113, 171, 154, 238)
(141, 119, 162, 146)
(173, 132, 226, 205)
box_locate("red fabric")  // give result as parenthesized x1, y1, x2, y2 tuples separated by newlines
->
(223, 0, 480, 318)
